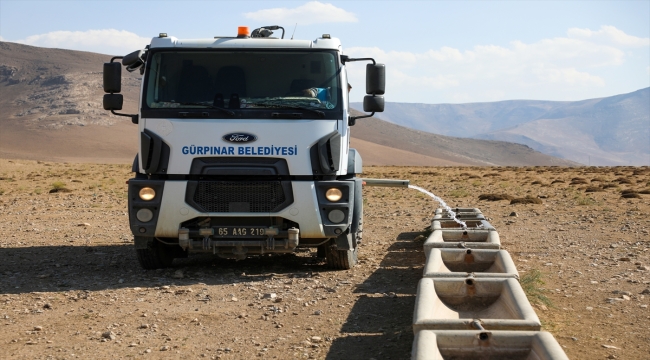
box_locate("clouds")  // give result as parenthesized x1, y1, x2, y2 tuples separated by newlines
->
(568, 25, 650, 48)
(244, 1, 357, 25)
(13, 29, 150, 55)
(345, 26, 648, 103)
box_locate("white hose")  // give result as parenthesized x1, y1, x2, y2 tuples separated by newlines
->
(408, 185, 467, 229)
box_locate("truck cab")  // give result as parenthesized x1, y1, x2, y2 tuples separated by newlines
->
(102, 26, 385, 270)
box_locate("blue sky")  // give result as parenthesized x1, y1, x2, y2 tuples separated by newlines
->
(1, 0, 648, 103)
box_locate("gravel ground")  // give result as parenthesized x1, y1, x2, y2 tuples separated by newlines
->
(1, 160, 649, 359)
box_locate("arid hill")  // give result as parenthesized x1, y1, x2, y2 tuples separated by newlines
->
(0, 41, 140, 163)
(350, 109, 578, 166)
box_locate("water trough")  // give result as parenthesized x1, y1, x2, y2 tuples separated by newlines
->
(413, 277, 541, 331)
(434, 208, 485, 221)
(436, 208, 482, 215)
(424, 229, 501, 251)
(411, 330, 569, 360)
(433, 219, 495, 231)
(423, 248, 519, 279)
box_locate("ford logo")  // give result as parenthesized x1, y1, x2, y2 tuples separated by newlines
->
(222, 133, 257, 143)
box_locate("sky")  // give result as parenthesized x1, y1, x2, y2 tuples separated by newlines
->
(1, 0, 648, 104)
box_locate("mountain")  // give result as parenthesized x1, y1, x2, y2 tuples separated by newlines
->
(0, 41, 575, 166)
(0, 41, 141, 162)
(349, 110, 577, 166)
(352, 88, 650, 166)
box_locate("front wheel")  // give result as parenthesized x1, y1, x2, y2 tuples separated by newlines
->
(324, 238, 358, 270)
(135, 238, 175, 269)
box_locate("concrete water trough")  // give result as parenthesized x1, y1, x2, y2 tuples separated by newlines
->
(423, 249, 519, 279)
(434, 208, 485, 221)
(432, 219, 495, 231)
(411, 330, 569, 360)
(413, 277, 540, 331)
(433, 213, 486, 221)
(424, 229, 501, 251)
(435, 208, 482, 215)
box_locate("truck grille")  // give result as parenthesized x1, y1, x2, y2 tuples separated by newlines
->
(191, 181, 291, 213)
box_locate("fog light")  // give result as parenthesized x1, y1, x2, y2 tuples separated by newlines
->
(325, 188, 343, 202)
(327, 209, 345, 223)
(139, 187, 155, 201)
(136, 208, 154, 222)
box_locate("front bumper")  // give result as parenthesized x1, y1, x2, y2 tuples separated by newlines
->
(127, 179, 355, 240)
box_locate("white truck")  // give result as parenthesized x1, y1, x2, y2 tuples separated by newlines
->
(102, 25, 385, 270)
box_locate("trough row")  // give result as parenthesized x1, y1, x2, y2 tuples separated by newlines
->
(411, 208, 569, 359)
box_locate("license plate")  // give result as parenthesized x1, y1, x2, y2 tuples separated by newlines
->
(214, 227, 267, 237)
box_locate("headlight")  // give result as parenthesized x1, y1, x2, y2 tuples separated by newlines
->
(139, 187, 155, 201)
(325, 188, 343, 202)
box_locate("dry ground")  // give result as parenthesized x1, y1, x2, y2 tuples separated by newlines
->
(0, 160, 649, 359)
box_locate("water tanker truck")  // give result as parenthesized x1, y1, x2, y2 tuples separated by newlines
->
(102, 25, 386, 270)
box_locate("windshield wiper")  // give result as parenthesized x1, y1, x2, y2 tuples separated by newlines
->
(178, 102, 236, 116)
(249, 101, 325, 118)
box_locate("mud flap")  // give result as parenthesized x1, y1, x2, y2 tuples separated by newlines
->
(134, 236, 152, 250)
(335, 233, 353, 250)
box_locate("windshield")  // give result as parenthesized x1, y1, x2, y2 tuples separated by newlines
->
(143, 50, 341, 118)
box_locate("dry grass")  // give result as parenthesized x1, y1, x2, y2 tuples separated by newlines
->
(575, 195, 597, 205)
(520, 269, 553, 308)
(449, 188, 470, 198)
(49, 181, 71, 193)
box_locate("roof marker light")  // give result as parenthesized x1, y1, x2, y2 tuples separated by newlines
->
(159, 33, 167, 38)
(322, 34, 331, 39)
(237, 26, 250, 38)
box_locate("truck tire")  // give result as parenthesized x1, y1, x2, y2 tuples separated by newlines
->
(325, 199, 362, 270)
(325, 238, 358, 270)
(135, 238, 175, 269)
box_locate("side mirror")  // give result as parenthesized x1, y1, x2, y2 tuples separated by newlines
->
(103, 93, 123, 111)
(103, 62, 121, 93)
(363, 95, 384, 113)
(122, 50, 145, 72)
(122, 50, 144, 67)
(102, 54, 140, 124)
(347, 59, 386, 126)
(366, 64, 385, 95)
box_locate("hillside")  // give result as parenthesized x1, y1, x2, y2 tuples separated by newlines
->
(0, 41, 574, 166)
(350, 110, 577, 166)
(0, 41, 140, 163)
(352, 88, 650, 166)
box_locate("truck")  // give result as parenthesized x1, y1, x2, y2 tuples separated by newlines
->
(102, 25, 385, 270)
